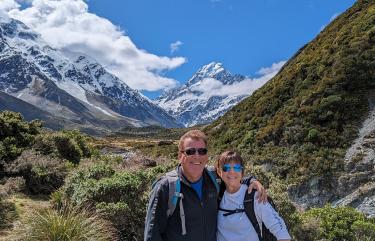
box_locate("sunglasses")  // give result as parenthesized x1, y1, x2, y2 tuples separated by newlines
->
(181, 148, 208, 156)
(222, 163, 243, 172)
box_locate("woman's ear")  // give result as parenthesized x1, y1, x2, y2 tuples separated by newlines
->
(217, 168, 223, 179)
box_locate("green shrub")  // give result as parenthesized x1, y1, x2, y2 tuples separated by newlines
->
(53, 134, 83, 164)
(60, 162, 173, 240)
(4, 150, 67, 194)
(296, 205, 375, 241)
(0, 111, 41, 163)
(34, 130, 92, 164)
(307, 128, 319, 142)
(11, 203, 116, 241)
(294, 216, 323, 241)
(62, 130, 92, 157)
(352, 220, 375, 241)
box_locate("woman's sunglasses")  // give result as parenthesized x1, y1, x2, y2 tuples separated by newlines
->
(181, 148, 208, 156)
(222, 163, 243, 172)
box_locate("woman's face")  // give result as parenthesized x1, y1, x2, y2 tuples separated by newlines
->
(218, 161, 243, 189)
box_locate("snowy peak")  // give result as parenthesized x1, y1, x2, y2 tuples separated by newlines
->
(195, 62, 226, 78)
(155, 62, 249, 127)
(187, 62, 245, 86)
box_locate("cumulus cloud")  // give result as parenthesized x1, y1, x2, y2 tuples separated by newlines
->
(0, 0, 19, 13)
(190, 60, 286, 99)
(1, 0, 186, 91)
(170, 40, 183, 54)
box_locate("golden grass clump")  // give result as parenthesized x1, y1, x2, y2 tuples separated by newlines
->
(11, 203, 117, 241)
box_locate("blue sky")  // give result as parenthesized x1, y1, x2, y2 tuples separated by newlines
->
(1, 0, 356, 99)
(86, 0, 356, 98)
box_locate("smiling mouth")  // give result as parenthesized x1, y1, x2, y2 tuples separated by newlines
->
(190, 162, 202, 165)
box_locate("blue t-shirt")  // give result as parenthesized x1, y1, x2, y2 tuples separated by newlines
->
(190, 176, 203, 200)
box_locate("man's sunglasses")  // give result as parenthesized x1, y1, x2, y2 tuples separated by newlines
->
(222, 163, 243, 172)
(181, 148, 208, 156)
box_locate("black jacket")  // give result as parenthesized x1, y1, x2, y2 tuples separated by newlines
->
(144, 165, 219, 241)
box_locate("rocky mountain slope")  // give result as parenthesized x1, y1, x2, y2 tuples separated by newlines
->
(0, 17, 181, 134)
(155, 62, 249, 127)
(205, 0, 375, 215)
(334, 94, 375, 217)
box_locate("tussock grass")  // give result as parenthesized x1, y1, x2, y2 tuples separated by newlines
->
(11, 203, 117, 241)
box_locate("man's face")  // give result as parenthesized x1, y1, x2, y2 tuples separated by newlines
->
(179, 137, 208, 183)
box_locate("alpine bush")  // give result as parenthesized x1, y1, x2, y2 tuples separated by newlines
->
(296, 205, 375, 241)
(0, 111, 41, 167)
(59, 162, 173, 240)
(34, 130, 92, 164)
(4, 150, 67, 194)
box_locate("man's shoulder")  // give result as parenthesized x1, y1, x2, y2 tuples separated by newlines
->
(153, 174, 170, 188)
(152, 169, 178, 190)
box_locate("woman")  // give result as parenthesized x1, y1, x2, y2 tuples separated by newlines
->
(216, 151, 291, 241)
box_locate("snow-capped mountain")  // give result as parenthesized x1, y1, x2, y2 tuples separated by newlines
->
(155, 62, 249, 127)
(0, 17, 181, 133)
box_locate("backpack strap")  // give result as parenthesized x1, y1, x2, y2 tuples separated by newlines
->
(218, 207, 245, 216)
(205, 165, 220, 194)
(164, 166, 220, 236)
(165, 169, 187, 235)
(244, 189, 263, 241)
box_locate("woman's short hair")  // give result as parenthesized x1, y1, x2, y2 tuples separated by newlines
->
(216, 150, 244, 174)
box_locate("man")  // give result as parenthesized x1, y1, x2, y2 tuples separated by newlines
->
(144, 130, 266, 241)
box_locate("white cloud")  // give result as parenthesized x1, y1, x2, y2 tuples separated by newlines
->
(0, 0, 20, 13)
(170, 40, 183, 54)
(320, 12, 339, 32)
(330, 13, 339, 22)
(257, 61, 286, 75)
(191, 60, 286, 99)
(319, 24, 326, 32)
(1, 0, 186, 91)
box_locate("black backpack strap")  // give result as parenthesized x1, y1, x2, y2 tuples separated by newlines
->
(243, 189, 263, 241)
(218, 207, 245, 216)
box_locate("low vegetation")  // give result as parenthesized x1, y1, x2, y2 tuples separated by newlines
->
(11, 202, 116, 241)
(55, 161, 174, 240)
(295, 205, 375, 241)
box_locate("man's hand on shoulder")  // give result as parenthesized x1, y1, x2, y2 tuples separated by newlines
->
(248, 180, 267, 203)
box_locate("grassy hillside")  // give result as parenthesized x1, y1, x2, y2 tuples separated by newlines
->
(205, 0, 375, 201)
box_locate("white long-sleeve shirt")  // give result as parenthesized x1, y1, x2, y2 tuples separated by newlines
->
(217, 184, 291, 241)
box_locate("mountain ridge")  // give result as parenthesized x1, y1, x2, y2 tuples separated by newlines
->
(0, 16, 181, 133)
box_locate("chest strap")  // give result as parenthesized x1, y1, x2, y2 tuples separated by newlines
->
(218, 207, 245, 216)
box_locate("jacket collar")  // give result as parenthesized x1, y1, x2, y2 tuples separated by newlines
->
(177, 164, 207, 187)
